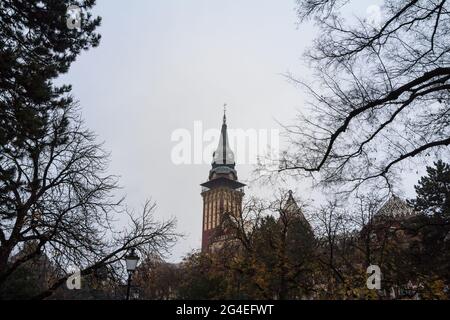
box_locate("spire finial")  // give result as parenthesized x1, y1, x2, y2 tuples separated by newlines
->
(223, 103, 227, 124)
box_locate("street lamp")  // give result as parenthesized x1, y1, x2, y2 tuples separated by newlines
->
(124, 248, 139, 300)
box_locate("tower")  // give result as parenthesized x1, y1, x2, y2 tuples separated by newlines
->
(200, 109, 245, 252)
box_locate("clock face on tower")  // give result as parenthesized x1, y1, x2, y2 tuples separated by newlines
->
(200, 111, 245, 252)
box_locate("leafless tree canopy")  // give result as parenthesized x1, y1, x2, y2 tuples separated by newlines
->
(276, 0, 450, 192)
(0, 104, 178, 299)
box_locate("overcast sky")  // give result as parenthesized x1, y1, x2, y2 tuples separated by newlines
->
(58, 0, 426, 261)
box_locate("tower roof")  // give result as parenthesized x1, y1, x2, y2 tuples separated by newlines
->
(205, 107, 244, 183)
(282, 190, 309, 224)
(375, 195, 415, 218)
(212, 106, 235, 168)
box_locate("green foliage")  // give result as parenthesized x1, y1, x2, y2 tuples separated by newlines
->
(177, 253, 227, 299)
(0, 245, 55, 300)
(0, 0, 101, 150)
(410, 160, 450, 217)
(174, 209, 317, 300)
(401, 161, 450, 288)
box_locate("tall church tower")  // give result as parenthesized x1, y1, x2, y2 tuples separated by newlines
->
(200, 110, 245, 252)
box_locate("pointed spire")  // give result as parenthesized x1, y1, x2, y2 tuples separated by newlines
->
(212, 106, 235, 167)
(205, 106, 242, 182)
(282, 190, 309, 225)
(223, 103, 227, 124)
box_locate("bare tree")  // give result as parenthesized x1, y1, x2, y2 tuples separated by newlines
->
(311, 200, 350, 293)
(0, 104, 178, 299)
(347, 194, 388, 268)
(273, 0, 450, 193)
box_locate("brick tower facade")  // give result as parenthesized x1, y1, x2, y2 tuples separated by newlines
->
(200, 111, 245, 252)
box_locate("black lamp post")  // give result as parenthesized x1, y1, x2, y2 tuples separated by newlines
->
(124, 248, 139, 300)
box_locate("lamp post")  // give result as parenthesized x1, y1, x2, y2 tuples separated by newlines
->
(124, 248, 139, 300)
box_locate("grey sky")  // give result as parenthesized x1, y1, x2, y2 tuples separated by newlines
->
(60, 0, 424, 261)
